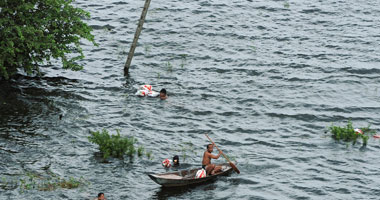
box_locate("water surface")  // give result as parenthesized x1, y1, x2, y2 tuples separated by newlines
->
(1, 0, 380, 199)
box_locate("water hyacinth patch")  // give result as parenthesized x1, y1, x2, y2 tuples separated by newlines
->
(88, 129, 149, 161)
(329, 121, 376, 146)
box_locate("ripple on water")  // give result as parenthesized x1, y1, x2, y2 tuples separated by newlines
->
(1, 0, 380, 199)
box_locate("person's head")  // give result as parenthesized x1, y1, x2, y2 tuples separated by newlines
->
(97, 193, 105, 200)
(172, 155, 179, 166)
(160, 88, 167, 99)
(206, 144, 213, 153)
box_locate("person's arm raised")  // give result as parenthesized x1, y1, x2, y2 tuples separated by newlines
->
(210, 151, 221, 159)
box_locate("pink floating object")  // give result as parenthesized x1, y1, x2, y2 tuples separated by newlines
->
(354, 128, 363, 135)
(373, 135, 380, 138)
(162, 158, 171, 168)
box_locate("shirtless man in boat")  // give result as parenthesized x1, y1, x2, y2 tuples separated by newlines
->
(202, 144, 223, 175)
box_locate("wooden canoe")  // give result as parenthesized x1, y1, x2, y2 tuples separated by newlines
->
(148, 163, 234, 187)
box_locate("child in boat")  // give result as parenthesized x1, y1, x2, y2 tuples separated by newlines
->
(162, 155, 179, 168)
(172, 155, 179, 167)
(202, 144, 222, 175)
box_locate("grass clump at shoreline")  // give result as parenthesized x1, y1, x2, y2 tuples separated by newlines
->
(329, 121, 375, 146)
(88, 129, 150, 160)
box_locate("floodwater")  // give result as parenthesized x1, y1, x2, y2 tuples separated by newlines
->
(1, 0, 380, 199)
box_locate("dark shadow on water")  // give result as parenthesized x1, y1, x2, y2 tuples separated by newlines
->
(0, 74, 87, 149)
(359, 145, 367, 151)
(149, 172, 241, 200)
(151, 181, 219, 200)
(0, 74, 80, 117)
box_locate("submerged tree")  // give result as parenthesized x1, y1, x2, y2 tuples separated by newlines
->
(0, 0, 97, 80)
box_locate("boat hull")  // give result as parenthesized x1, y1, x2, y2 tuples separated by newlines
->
(148, 163, 234, 187)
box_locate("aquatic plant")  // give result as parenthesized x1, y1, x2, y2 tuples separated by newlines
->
(144, 45, 151, 55)
(88, 129, 149, 160)
(173, 142, 197, 161)
(1, 172, 89, 192)
(36, 176, 85, 191)
(250, 44, 257, 52)
(0, 177, 16, 190)
(329, 121, 375, 146)
(166, 61, 173, 72)
(284, 2, 290, 8)
(137, 146, 145, 157)
(146, 151, 153, 159)
(180, 54, 188, 68)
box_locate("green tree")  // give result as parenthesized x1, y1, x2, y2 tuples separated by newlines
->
(0, 0, 97, 80)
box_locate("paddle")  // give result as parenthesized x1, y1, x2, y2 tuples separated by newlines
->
(205, 134, 240, 174)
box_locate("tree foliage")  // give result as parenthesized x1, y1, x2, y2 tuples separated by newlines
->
(0, 0, 97, 80)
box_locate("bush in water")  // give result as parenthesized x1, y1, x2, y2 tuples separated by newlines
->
(88, 129, 148, 160)
(329, 121, 375, 146)
(0, 0, 97, 80)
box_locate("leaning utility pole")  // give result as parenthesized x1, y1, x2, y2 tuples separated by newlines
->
(124, 0, 151, 76)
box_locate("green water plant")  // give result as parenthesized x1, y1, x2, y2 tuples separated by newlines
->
(137, 146, 145, 157)
(144, 45, 151, 55)
(180, 54, 188, 68)
(173, 142, 197, 161)
(329, 121, 375, 146)
(1, 172, 88, 192)
(166, 61, 173, 72)
(284, 2, 290, 8)
(146, 151, 153, 159)
(88, 129, 149, 160)
(30, 176, 85, 192)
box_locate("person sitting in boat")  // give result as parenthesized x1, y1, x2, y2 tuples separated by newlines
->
(202, 144, 222, 175)
(172, 155, 179, 167)
(162, 155, 180, 168)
